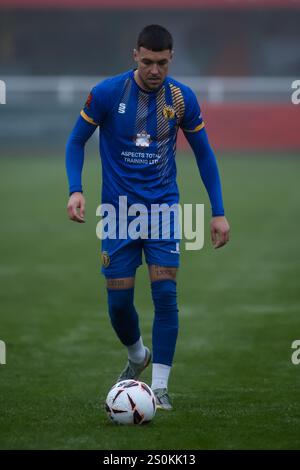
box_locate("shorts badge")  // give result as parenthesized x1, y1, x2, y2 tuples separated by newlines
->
(101, 251, 110, 268)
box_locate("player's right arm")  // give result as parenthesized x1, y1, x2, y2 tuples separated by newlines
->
(66, 116, 96, 222)
(66, 85, 107, 223)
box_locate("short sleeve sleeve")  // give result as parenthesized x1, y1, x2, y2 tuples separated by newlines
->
(80, 83, 109, 126)
(181, 87, 205, 133)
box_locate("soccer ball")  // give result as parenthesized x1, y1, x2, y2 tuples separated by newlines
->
(105, 380, 157, 425)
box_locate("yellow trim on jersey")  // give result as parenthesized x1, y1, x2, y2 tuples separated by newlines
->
(183, 122, 205, 133)
(169, 83, 185, 122)
(80, 109, 98, 126)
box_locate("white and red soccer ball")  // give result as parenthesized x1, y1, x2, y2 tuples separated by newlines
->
(105, 380, 157, 425)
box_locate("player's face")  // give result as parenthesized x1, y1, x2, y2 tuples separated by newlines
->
(133, 47, 173, 91)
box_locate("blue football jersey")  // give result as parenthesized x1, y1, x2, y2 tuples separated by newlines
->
(80, 69, 204, 207)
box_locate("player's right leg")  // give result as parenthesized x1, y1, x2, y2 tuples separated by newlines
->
(101, 237, 151, 383)
(106, 275, 151, 382)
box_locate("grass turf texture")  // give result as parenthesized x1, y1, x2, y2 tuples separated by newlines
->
(0, 152, 299, 450)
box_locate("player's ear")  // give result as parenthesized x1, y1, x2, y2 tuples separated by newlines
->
(170, 49, 174, 61)
(133, 48, 139, 62)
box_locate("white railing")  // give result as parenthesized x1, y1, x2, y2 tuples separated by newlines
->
(1, 76, 295, 103)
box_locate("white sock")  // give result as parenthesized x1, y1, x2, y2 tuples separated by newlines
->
(127, 337, 146, 364)
(151, 363, 171, 390)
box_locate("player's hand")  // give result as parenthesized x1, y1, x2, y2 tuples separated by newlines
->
(67, 192, 85, 223)
(210, 216, 230, 249)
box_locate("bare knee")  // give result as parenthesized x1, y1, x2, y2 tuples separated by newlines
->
(106, 277, 135, 290)
(148, 265, 177, 283)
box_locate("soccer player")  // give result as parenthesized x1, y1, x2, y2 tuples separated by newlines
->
(66, 25, 230, 410)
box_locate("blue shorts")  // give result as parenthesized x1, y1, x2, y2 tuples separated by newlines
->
(101, 237, 180, 278)
(99, 206, 181, 278)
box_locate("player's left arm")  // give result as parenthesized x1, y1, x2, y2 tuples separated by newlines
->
(184, 128, 230, 249)
(181, 87, 230, 249)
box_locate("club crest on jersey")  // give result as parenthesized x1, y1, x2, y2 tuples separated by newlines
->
(135, 131, 151, 148)
(101, 251, 110, 268)
(162, 105, 176, 120)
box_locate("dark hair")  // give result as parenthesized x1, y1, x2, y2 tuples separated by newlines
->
(137, 25, 173, 52)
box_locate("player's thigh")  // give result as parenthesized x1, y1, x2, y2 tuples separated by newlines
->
(144, 238, 180, 282)
(148, 265, 178, 282)
(106, 277, 135, 289)
(101, 237, 142, 280)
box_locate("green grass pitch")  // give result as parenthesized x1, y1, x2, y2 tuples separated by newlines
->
(0, 152, 300, 449)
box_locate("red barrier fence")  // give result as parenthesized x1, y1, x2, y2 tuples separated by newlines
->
(178, 103, 300, 151)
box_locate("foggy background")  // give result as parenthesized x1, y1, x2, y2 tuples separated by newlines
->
(0, 1, 300, 153)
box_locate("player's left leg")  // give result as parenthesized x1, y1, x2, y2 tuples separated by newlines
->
(148, 264, 179, 410)
(143, 235, 180, 409)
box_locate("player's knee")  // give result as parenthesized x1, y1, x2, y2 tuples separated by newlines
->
(151, 279, 178, 320)
(149, 265, 177, 282)
(106, 277, 135, 289)
(107, 287, 135, 317)
(151, 279, 177, 304)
